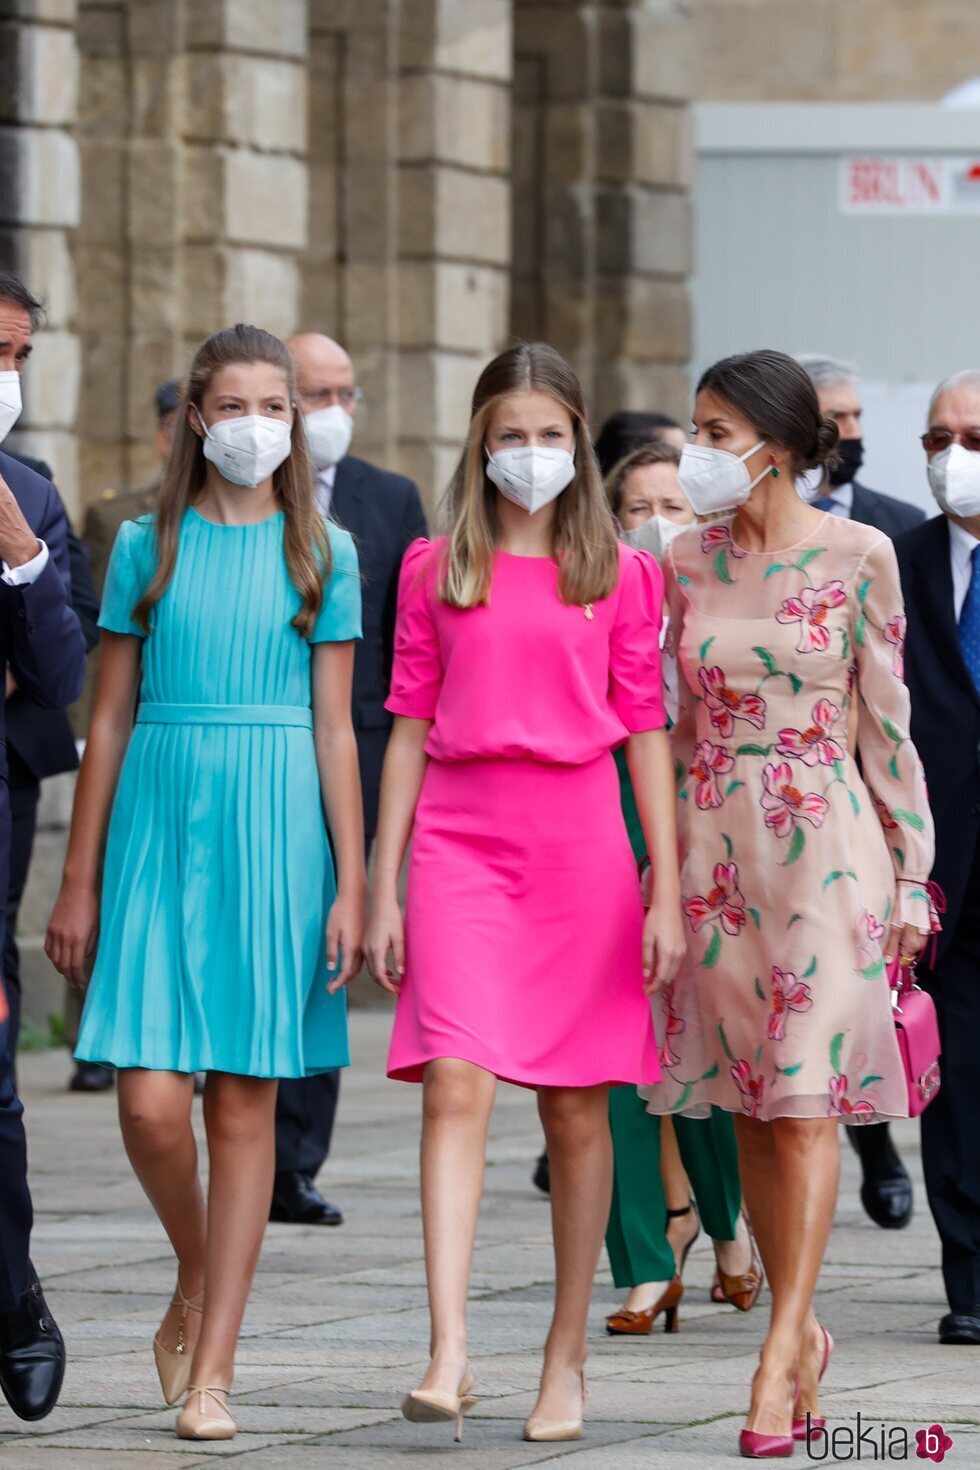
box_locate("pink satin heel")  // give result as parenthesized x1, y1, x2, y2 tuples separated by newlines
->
(738, 1371, 798, 1459)
(792, 1325, 833, 1441)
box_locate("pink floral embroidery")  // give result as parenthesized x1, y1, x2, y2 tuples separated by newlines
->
(698, 666, 767, 739)
(844, 663, 857, 699)
(767, 966, 814, 1042)
(873, 795, 899, 831)
(660, 987, 685, 1069)
(828, 1074, 875, 1118)
(690, 739, 735, 810)
(701, 523, 746, 559)
(865, 912, 885, 944)
(776, 580, 847, 654)
(884, 614, 906, 678)
(731, 1060, 765, 1118)
(855, 910, 886, 971)
(775, 698, 845, 767)
(683, 861, 747, 936)
(760, 762, 830, 838)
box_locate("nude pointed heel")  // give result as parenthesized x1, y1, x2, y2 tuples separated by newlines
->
(401, 1369, 477, 1443)
(523, 1370, 587, 1443)
(175, 1384, 236, 1441)
(153, 1281, 204, 1405)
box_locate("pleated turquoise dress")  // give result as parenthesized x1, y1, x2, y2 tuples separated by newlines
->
(75, 507, 362, 1078)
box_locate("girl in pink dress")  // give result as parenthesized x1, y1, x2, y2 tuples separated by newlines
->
(365, 343, 685, 1444)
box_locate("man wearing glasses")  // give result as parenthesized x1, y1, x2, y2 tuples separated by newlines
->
(273, 332, 427, 1227)
(894, 369, 980, 1345)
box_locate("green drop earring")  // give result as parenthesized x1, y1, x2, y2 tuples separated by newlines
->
(770, 457, 779, 478)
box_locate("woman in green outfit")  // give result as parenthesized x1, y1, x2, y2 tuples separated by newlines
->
(603, 447, 762, 1334)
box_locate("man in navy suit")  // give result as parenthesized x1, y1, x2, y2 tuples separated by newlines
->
(799, 353, 925, 1232)
(895, 368, 980, 1345)
(0, 271, 86, 1418)
(270, 332, 428, 1226)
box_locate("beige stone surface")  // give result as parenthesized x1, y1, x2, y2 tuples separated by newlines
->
(397, 72, 511, 173)
(2, 127, 80, 227)
(185, 0, 309, 60)
(0, 20, 78, 126)
(4, 1012, 978, 1469)
(400, 0, 513, 83)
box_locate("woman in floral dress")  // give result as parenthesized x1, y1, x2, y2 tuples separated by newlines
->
(642, 351, 938, 1457)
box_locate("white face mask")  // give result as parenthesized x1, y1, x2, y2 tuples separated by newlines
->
(796, 465, 826, 504)
(485, 444, 576, 515)
(625, 513, 689, 561)
(927, 442, 980, 519)
(304, 404, 353, 471)
(678, 439, 769, 516)
(0, 371, 23, 444)
(196, 409, 293, 488)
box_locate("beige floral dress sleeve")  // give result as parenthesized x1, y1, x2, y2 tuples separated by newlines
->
(641, 514, 938, 1123)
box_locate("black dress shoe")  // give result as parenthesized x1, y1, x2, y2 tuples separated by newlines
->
(68, 1062, 114, 1093)
(939, 1310, 980, 1345)
(0, 1268, 65, 1421)
(532, 1151, 550, 1196)
(269, 1171, 343, 1226)
(850, 1123, 913, 1229)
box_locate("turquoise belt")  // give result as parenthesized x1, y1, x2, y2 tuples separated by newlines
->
(136, 702, 313, 729)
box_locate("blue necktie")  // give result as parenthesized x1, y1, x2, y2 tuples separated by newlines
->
(813, 497, 837, 513)
(959, 544, 980, 692)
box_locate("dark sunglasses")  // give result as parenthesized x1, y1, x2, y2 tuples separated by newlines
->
(921, 428, 980, 453)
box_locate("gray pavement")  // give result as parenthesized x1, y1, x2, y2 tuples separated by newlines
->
(2, 1011, 977, 1468)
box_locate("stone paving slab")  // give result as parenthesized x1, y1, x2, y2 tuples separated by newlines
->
(2, 1011, 977, 1468)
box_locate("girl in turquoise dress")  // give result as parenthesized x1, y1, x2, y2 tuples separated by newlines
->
(45, 325, 365, 1442)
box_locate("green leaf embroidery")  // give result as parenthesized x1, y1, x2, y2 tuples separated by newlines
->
(670, 1081, 694, 1113)
(726, 780, 745, 797)
(713, 549, 734, 585)
(822, 869, 857, 888)
(829, 1030, 844, 1075)
(888, 754, 899, 780)
(854, 612, 867, 647)
(860, 957, 885, 980)
(787, 672, 803, 694)
(674, 757, 686, 785)
(722, 832, 733, 859)
(699, 635, 716, 662)
(781, 826, 805, 867)
(860, 1074, 884, 1088)
(787, 912, 802, 928)
(848, 789, 860, 817)
(884, 895, 892, 924)
(894, 846, 905, 870)
(882, 718, 904, 745)
(700, 1062, 719, 1081)
(857, 578, 872, 605)
(839, 628, 850, 661)
(755, 1044, 763, 1065)
(833, 760, 844, 781)
(753, 645, 777, 676)
(776, 1061, 804, 1076)
(703, 928, 722, 967)
(754, 976, 766, 1000)
(763, 562, 787, 580)
(803, 955, 817, 978)
(717, 1022, 736, 1063)
(797, 547, 825, 571)
(736, 742, 772, 756)
(893, 809, 925, 832)
(748, 907, 762, 930)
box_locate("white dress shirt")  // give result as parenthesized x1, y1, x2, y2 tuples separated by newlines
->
(817, 481, 854, 517)
(314, 465, 337, 519)
(1, 538, 48, 586)
(948, 519, 980, 622)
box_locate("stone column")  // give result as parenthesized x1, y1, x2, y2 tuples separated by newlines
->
(512, 0, 692, 425)
(0, 0, 81, 511)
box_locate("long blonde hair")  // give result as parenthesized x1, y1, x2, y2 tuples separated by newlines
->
(441, 342, 619, 608)
(133, 324, 332, 638)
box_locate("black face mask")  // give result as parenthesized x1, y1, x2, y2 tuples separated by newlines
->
(828, 437, 864, 487)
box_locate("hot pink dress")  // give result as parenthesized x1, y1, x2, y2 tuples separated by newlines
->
(384, 537, 665, 1089)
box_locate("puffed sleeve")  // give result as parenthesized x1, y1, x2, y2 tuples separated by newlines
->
(311, 525, 362, 643)
(97, 519, 152, 637)
(608, 546, 667, 732)
(385, 538, 443, 720)
(853, 534, 939, 934)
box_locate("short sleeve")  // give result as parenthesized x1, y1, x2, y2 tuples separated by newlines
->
(97, 519, 152, 637)
(385, 538, 443, 720)
(311, 525, 362, 643)
(608, 546, 667, 732)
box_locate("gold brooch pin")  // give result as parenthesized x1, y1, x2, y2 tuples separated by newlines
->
(583, 603, 594, 621)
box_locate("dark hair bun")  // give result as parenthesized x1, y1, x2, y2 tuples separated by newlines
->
(807, 415, 840, 470)
(696, 350, 838, 475)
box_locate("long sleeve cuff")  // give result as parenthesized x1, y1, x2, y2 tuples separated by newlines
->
(2, 539, 49, 586)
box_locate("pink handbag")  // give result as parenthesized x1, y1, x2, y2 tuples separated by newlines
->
(887, 956, 941, 1117)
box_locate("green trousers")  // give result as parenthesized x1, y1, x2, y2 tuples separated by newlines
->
(605, 1089, 742, 1288)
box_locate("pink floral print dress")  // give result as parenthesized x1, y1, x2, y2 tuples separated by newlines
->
(641, 513, 938, 1124)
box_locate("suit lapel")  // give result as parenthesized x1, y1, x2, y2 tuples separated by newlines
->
(909, 517, 978, 702)
(330, 456, 367, 540)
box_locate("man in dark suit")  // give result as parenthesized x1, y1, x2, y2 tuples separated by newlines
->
(0, 270, 86, 1419)
(798, 353, 925, 1232)
(269, 332, 428, 1225)
(2, 452, 99, 1079)
(895, 368, 980, 1345)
